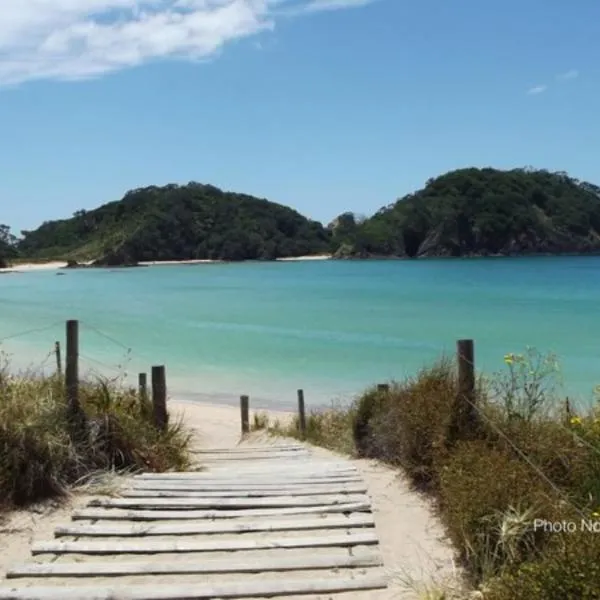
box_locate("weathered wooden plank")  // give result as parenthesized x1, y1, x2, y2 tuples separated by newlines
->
(128, 483, 368, 495)
(55, 514, 375, 537)
(192, 445, 305, 454)
(133, 474, 362, 484)
(0, 574, 388, 599)
(90, 494, 367, 509)
(201, 465, 357, 474)
(32, 531, 379, 555)
(196, 453, 310, 461)
(72, 502, 372, 521)
(120, 489, 367, 500)
(7, 552, 383, 578)
(134, 470, 360, 483)
(131, 479, 366, 489)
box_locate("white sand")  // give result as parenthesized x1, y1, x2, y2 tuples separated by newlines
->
(0, 261, 68, 273)
(0, 256, 331, 273)
(138, 259, 224, 266)
(276, 254, 332, 261)
(0, 400, 462, 598)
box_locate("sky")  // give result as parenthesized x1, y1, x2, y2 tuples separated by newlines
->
(0, 0, 598, 234)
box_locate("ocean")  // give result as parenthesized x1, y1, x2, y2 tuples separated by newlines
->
(1, 257, 599, 410)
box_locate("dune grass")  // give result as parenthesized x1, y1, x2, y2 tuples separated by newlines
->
(257, 350, 600, 600)
(0, 361, 192, 512)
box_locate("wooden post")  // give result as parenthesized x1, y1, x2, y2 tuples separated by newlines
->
(151, 366, 168, 432)
(297, 389, 306, 439)
(449, 339, 478, 442)
(138, 372, 148, 418)
(240, 395, 250, 434)
(139, 372, 148, 399)
(65, 320, 79, 414)
(65, 320, 86, 439)
(54, 341, 62, 375)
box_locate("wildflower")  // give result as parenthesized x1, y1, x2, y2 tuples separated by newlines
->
(592, 511, 600, 519)
(504, 353, 514, 365)
(570, 416, 582, 426)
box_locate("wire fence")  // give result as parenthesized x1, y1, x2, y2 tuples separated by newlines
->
(0, 320, 142, 386)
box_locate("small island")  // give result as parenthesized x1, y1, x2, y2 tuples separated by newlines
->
(329, 167, 600, 258)
(3, 167, 600, 266)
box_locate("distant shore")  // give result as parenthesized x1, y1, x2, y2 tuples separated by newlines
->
(0, 255, 333, 274)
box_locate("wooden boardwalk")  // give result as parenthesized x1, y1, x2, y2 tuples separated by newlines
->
(0, 442, 388, 599)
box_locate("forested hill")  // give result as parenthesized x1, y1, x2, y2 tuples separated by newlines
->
(18, 183, 331, 264)
(330, 168, 600, 258)
(11, 168, 600, 265)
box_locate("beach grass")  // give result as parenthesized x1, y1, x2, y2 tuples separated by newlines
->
(0, 359, 192, 512)
(263, 350, 600, 600)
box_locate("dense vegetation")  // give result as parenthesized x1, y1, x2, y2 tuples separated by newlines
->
(330, 167, 600, 258)
(17, 183, 330, 264)
(8, 167, 600, 264)
(0, 224, 18, 268)
(258, 352, 600, 599)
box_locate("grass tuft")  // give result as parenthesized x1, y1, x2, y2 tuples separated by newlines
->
(0, 364, 192, 512)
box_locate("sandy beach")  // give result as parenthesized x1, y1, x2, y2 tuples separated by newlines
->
(0, 261, 68, 273)
(0, 399, 461, 598)
(0, 256, 332, 274)
(276, 254, 332, 261)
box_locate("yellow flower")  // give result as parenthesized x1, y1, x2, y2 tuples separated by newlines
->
(504, 353, 514, 365)
(570, 416, 582, 426)
(592, 511, 600, 518)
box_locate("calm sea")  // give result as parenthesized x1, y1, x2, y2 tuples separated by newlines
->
(1, 257, 599, 410)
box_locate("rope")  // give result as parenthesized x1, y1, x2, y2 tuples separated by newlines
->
(0, 321, 63, 343)
(80, 353, 126, 374)
(464, 395, 588, 519)
(80, 321, 132, 353)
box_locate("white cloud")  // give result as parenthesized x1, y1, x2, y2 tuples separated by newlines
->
(526, 84, 548, 96)
(557, 69, 579, 81)
(0, 0, 378, 86)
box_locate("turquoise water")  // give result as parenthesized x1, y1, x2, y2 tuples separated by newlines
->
(1, 257, 599, 410)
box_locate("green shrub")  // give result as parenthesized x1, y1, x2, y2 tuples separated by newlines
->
(487, 530, 600, 600)
(359, 359, 468, 487)
(352, 385, 391, 457)
(270, 405, 356, 456)
(437, 440, 554, 581)
(0, 369, 191, 510)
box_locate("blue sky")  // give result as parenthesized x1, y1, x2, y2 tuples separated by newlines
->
(0, 0, 598, 234)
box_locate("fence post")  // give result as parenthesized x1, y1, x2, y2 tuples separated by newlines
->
(151, 366, 168, 432)
(65, 320, 86, 438)
(240, 395, 250, 434)
(55, 341, 62, 375)
(138, 372, 148, 417)
(449, 339, 478, 442)
(297, 389, 306, 439)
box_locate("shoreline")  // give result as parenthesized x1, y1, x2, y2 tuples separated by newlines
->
(0, 255, 333, 274)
